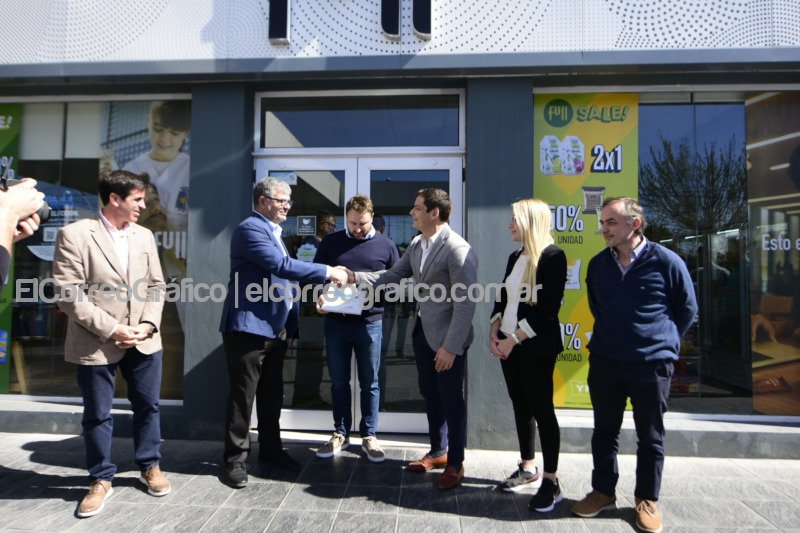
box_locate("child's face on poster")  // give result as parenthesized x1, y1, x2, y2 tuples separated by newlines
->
(148, 113, 189, 162)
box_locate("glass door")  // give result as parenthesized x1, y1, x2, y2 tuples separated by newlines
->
(254, 155, 463, 433)
(254, 157, 356, 430)
(356, 156, 463, 432)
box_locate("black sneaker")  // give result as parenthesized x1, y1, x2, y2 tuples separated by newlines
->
(223, 462, 249, 488)
(498, 464, 540, 492)
(259, 450, 302, 472)
(529, 477, 564, 512)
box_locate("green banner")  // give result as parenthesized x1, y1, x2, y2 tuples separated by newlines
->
(534, 93, 639, 408)
(0, 104, 22, 392)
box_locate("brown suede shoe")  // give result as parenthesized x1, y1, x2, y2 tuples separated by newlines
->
(635, 498, 663, 533)
(140, 465, 171, 497)
(77, 480, 113, 518)
(571, 490, 617, 517)
(438, 465, 464, 490)
(407, 453, 448, 472)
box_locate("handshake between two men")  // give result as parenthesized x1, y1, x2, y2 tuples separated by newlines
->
(326, 265, 356, 287)
(318, 266, 359, 316)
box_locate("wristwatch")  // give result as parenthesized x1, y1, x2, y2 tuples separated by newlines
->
(510, 332, 522, 345)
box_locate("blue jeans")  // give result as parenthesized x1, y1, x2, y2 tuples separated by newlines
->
(76, 348, 163, 482)
(324, 317, 382, 437)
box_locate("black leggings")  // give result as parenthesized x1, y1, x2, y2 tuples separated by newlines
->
(500, 341, 560, 473)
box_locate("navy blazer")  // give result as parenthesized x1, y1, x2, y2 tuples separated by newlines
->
(491, 244, 567, 355)
(219, 211, 327, 338)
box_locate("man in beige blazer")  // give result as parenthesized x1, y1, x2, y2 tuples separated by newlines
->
(53, 170, 169, 518)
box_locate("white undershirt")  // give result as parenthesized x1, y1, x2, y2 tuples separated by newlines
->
(500, 253, 529, 336)
(99, 210, 130, 278)
(419, 223, 446, 271)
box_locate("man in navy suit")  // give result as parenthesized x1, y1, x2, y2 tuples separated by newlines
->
(219, 177, 348, 488)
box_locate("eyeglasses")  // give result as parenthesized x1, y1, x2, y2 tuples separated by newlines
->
(265, 196, 293, 207)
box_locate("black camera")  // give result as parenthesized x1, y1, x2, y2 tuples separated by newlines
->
(2, 177, 52, 224)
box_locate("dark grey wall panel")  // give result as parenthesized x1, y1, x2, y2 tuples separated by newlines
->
(184, 84, 254, 439)
(465, 78, 534, 450)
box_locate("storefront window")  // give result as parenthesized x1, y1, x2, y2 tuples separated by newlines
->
(261, 94, 459, 148)
(4, 98, 190, 399)
(746, 92, 800, 415)
(639, 97, 750, 414)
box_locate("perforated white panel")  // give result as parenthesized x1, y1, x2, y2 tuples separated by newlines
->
(605, 0, 751, 49)
(707, 0, 775, 47)
(774, 0, 800, 46)
(3, 0, 172, 61)
(0, 0, 798, 64)
(262, 0, 566, 56)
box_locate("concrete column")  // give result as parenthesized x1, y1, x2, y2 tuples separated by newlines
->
(465, 78, 534, 450)
(184, 83, 254, 438)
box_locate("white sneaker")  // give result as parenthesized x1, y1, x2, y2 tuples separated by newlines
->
(361, 436, 386, 463)
(315, 432, 350, 458)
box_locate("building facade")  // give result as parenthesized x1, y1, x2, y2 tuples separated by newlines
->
(1, 0, 799, 448)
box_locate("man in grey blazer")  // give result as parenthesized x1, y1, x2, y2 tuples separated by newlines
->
(354, 188, 477, 490)
(53, 170, 169, 518)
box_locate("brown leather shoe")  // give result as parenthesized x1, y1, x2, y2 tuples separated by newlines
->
(438, 465, 464, 490)
(140, 465, 171, 497)
(635, 498, 663, 533)
(407, 453, 448, 472)
(77, 480, 113, 518)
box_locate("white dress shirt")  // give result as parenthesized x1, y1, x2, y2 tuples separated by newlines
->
(419, 224, 446, 272)
(99, 210, 130, 278)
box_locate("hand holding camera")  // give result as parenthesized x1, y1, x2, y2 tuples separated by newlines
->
(0, 172, 50, 243)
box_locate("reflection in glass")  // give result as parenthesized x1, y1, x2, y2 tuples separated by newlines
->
(262, 95, 459, 148)
(746, 92, 800, 416)
(639, 102, 749, 414)
(267, 169, 345, 412)
(9, 99, 192, 400)
(10, 181, 99, 397)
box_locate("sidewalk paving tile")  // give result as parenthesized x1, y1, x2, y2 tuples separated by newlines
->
(70, 502, 156, 532)
(397, 513, 461, 532)
(220, 480, 291, 509)
(742, 500, 800, 530)
(0, 432, 799, 532)
(132, 504, 217, 532)
(279, 483, 346, 512)
(339, 484, 400, 513)
(684, 498, 776, 529)
(264, 509, 334, 531)
(333, 512, 397, 532)
(198, 507, 274, 532)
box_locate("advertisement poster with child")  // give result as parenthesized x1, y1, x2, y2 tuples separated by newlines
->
(98, 99, 191, 399)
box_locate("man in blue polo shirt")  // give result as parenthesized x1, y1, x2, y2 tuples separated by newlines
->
(314, 195, 399, 462)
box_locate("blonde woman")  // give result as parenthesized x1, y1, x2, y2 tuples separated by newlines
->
(489, 198, 567, 512)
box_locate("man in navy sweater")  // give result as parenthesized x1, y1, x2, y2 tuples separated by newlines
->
(572, 197, 697, 533)
(314, 195, 399, 462)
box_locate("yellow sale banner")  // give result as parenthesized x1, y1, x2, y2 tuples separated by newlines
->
(534, 93, 639, 408)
